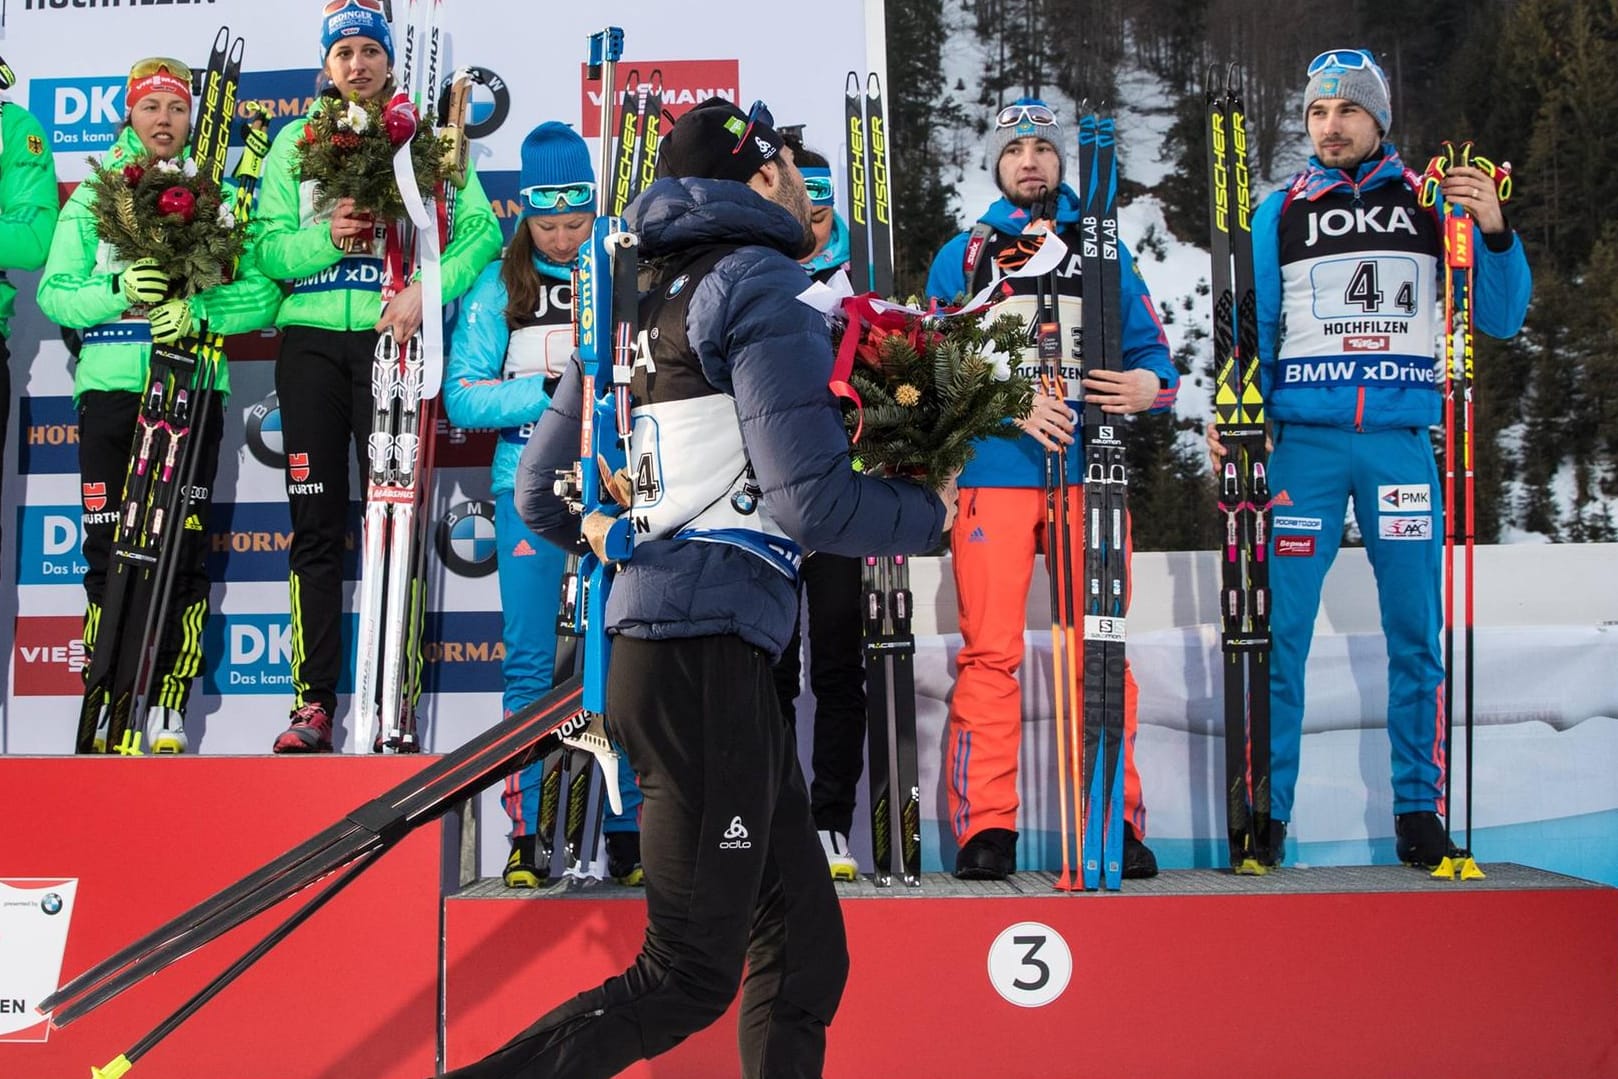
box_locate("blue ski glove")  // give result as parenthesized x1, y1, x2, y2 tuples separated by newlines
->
(119, 258, 171, 305)
(148, 299, 193, 345)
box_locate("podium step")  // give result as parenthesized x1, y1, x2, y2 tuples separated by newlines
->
(445, 864, 1618, 1079)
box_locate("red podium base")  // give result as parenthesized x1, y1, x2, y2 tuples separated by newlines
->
(445, 866, 1618, 1079)
(0, 755, 448, 1079)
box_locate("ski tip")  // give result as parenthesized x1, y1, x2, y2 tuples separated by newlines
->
(846, 70, 862, 94)
(866, 71, 882, 95)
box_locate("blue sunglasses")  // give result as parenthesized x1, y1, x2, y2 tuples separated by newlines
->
(520, 182, 595, 211)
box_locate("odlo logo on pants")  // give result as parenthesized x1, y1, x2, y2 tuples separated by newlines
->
(720, 816, 752, 850)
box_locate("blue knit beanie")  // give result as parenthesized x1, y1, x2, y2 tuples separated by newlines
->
(519, 122, 595, 217)
(321, 0, 395, 65)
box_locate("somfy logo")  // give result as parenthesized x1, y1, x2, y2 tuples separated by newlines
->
(720, 816, 752, 850)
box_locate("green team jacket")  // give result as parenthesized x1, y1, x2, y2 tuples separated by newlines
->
(0, 100, 62, 338)
(255, 98, 501, 330)
(37, 127, 281, 402)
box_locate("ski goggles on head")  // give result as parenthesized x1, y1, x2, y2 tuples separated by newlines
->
(996, 102, 1056, 129)
(127, 57, 193, 108)
(1306, 49, 1380, 76)
(323, 0, 385, 13)
(728, 99, 776, 155)
(520, 182, 596, 212)
(801, 168, 835, 206)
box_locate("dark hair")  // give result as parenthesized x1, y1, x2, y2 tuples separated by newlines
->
(781, 131, 829, 170)
(501, 224, 546, 330)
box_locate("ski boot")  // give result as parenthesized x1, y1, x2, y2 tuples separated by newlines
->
(1122, 824, 1158, 879)
(819, 830, 859, 882)
(147, 707, 188, 754)
(605, 831, 644, 887)
(503, 836, 542, 889)
(953, 827, 1017, 881)
(272, 702, 334, 753)
(1395, 811, 1462, 869)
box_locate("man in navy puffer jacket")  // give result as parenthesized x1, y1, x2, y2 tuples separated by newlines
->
(444, 98, 952, 1079)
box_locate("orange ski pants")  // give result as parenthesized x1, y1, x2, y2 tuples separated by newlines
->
(945, 486, 1146, 844)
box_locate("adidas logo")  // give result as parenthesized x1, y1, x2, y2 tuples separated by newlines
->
(968, 527, 987, 543)
(720, 816, 753, 850)
(512, 539, 537, 557)
(1273, 489, 1293, 507)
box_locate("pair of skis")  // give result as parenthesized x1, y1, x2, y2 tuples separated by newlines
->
(844, 70, 920, 886)
(1047, 111, 1128, 891)
(1419, 140, 1510, 881)
(607, 67, 663, 216)
(75, 27, 251, 756)
(1206, 65, 1274, 874)
(352, 0, 468, 754)
(43, 677, 619, 1079)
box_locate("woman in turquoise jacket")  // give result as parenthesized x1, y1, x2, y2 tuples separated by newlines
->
(37, 56, 280, 754)
(445, 122, 641, 886)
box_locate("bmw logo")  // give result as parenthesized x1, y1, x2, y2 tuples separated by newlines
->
(41, 892, 63, 916)
(730, 490, 758, 515)
(436, 499, 499, 577)
(666, 274, 689, 298)
(441, 67, 510, 141)
(244, 393, 286, 469)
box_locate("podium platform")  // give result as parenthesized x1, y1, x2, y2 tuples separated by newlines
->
(445, 864, 1618, 1079)
(3, 756, 1615, 1079)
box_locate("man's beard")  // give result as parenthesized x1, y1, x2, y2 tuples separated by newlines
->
(773, 178, 817, 259)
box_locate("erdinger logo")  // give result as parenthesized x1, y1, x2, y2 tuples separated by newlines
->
(720, 816, 753, 850)
(436, 500, 498, 578)
(245, 392, 286, 469)
(439, 67, 510, 140)
(81, 482, 107, 512)
(288, 452, 311, 483)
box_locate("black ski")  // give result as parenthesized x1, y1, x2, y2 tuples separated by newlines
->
(843, 71, 871, 293)
(77, 26, 244, 756)
(1207, 64, 1273, 874)
(1077, 110, 1128, 891)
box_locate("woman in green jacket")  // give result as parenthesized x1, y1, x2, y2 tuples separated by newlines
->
(255, 1, 501, 752)
(36, 56, 281, 754)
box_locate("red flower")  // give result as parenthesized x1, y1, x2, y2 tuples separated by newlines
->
(383, 93, 417, 146)
(122, 164, 145, 187)
(298, 122, 315, 147)
(156, 185, 196, 223)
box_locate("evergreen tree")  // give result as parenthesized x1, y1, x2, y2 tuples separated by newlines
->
(888, 0, 965, 297)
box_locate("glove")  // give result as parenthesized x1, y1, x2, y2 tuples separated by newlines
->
(242, 120, 271, 161)
(147, 299, 193, 345)
(119, 258, 171, 305)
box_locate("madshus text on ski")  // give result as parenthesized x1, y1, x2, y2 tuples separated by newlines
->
(24, 23, 1533, 1079)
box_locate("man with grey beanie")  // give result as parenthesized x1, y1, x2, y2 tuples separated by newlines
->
(925, 97, 1179, 882)
(1209, 48, 1532, 870)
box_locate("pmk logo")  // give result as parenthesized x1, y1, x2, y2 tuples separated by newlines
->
(81, 482, 107, 512)
(1378, 484, 1431, 512)
(287, 452, 311, 483)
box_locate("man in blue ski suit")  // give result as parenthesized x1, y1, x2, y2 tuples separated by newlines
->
(926, 98, 1178, 881)
(1210, 49, 1531, 868)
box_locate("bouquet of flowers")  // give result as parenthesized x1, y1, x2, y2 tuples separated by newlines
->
(837, 298, 1034, 480)
(85, 152, 246, 298)
(294, 92, 450, 220)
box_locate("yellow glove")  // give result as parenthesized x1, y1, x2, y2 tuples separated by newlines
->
(147, 299, 193, 345)
(119, 258, 171, 304)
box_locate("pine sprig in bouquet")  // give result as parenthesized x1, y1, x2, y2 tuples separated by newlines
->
(85, 153, 245, 298)
(295, 91, 450, 220)
(840, 303, 1034, 480)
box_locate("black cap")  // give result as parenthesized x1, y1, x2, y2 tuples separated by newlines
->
(655, 97, 785, 183)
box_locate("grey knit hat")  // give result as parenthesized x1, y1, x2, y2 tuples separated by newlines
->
(988, 97, 1064, 180)
(1304, 51, 1392, 137)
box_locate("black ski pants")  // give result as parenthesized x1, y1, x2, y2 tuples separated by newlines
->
(771, 552, 867, 836)
(275, 325, 376, 715)
(446, 635, 850, 1079)
(78, 387, 223, 716)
